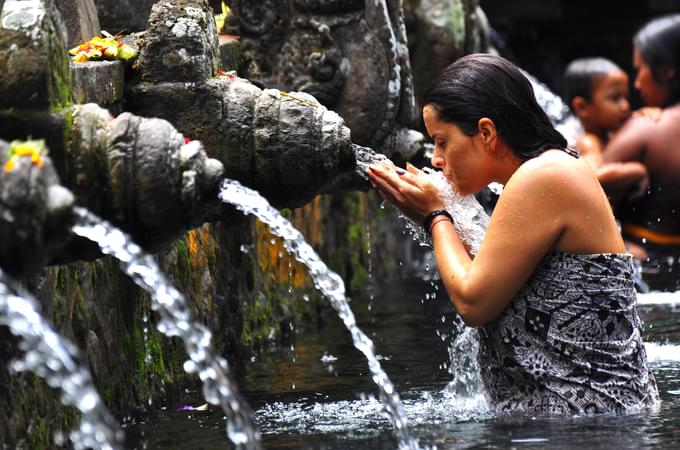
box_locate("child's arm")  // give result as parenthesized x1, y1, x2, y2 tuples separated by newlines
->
(596, 161, 649, 207)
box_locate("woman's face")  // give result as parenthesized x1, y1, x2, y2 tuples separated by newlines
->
(634, 48, 670, 107)
(423, 105, 492, 195)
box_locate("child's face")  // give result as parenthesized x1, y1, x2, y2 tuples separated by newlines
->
(585, 70, 631, 132)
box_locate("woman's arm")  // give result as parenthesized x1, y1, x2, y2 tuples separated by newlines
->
(436, 161, 568, 325)
(368, 156, 607, 326)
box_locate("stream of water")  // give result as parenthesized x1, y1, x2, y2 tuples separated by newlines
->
(218, 179, 422, 450)
(71, 207, 262, 450)
(0, 270, 122, 450)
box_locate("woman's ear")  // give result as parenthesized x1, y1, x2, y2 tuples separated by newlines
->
(477, 117, 497, 145)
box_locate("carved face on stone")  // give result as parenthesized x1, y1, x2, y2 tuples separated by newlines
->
(227, 0, 414, 151)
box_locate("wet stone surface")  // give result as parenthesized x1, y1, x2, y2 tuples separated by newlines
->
(0, 0, 70, 110)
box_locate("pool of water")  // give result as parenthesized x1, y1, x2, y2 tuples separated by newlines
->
(125, 277, 680, 449)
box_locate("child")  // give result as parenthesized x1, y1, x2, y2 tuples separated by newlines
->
(563, 57, 651, 259)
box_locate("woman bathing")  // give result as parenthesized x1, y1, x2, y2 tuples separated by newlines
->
(367, 53, 659, 414)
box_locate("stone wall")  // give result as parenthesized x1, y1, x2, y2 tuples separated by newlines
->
(0, 0, 438, 446)
(0, 187, 405, 447)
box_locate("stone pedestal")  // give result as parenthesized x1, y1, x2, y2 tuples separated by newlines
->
(219, 34, 239, 71)
(70, 60, 125, 113)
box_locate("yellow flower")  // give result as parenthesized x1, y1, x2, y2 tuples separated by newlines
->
(69, 36, 137, 62)
(5, 140, 47, 172)
(3, 159, 15, 173)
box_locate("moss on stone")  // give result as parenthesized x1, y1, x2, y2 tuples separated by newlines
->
(4, 179, 396, 445)
(62, 106, 74, 157)
(46, 18, 72, 112)
(449, 0, 467, 49)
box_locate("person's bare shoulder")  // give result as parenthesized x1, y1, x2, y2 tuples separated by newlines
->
(604, 116, 656, 162)
(509, 150, 588, 197)
(633, 106, 662, 121)
(615, 114, 657, 136)
(577, 133, 603, 154)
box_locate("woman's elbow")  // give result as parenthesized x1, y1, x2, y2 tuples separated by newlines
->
(452, 302, 490, 327)
(445, 282, 497, 326)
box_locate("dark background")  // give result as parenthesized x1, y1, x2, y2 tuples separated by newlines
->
(480, 0, 680, 108)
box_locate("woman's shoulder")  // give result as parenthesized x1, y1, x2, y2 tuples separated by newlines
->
(502, 150, 602, 218)
(611, 114, 658, 142)
(510, 150, 588, 189)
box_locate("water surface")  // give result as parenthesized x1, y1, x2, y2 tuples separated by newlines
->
(125, 276, 680, 449)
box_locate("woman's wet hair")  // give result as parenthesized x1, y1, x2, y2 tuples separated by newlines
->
(424, 53, 567, 161)
(563, 57, 622, 106)
(635, 14, 680, 106)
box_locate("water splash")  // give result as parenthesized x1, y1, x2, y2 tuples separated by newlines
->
(427, 169, 489, 255)
(0, 270, 122, 450)
(218, 179, 421, 450)
(354, 144, 489, 254)
(354, 145, 489, 408)
(354, 143, 390, 176)
(444, 320, 487, 408)
(522, 70, 571, 126)
(70, 207, 262, 450)
(523, 70, 583, 149)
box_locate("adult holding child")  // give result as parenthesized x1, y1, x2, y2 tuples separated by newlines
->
(368, 53, 658, 414)
(562, 57, 651, 259)
(602, 14, 680, 289)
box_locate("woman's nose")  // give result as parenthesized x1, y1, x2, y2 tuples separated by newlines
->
(431, 149, 445, 168)
(431, 154, 444, 169)
(634, 73, 642, 91)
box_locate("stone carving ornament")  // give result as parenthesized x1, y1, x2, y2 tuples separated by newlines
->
(226, 0, 417, 156)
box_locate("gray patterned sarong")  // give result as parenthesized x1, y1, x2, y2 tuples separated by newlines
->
(478, 251, 660, 414)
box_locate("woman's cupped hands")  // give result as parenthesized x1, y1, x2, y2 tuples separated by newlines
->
(367, 160, 446, 224)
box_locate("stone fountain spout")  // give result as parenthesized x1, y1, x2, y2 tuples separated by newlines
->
(126, 0, 357, 208)
(65, 103, 226, 251)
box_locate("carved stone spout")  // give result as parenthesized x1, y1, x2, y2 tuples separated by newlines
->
(66, 103, 225, 250)
(126, 0, 356, 208)
(127, 75, 355, 209)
